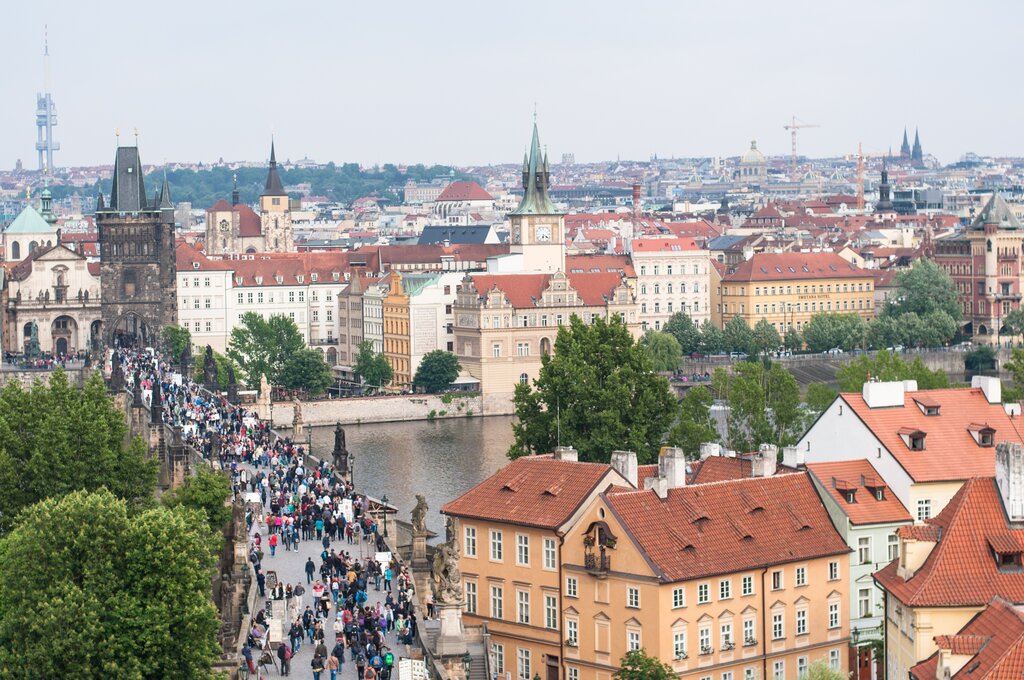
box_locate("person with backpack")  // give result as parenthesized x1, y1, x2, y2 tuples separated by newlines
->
(277, 641, 292, 676)
(355, 649, 367, 679)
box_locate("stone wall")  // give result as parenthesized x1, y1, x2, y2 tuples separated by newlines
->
(0, 365, 90, 388)
(268, 393, 485, 427)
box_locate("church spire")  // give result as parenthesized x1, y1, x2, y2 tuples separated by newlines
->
(158, 170, 173, 210)
(911, 128, 923, 165)
(510, 120, 558, 216)
(900, 127, 911, 160)
(262, 138, 286, 197)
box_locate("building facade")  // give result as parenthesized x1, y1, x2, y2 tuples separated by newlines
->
(629, 237, 711, 330)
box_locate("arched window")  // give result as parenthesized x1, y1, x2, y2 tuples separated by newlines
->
(519, 373, 529, 385)
(10, 242, 20, 260)
(29, 241, 38, 253)
(988, 239, 993, 252)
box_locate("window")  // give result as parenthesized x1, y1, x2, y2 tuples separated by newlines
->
(795, 566, 806, 587)
(858, 588, 871, 618)
(698, 583, 710, 603)
(742, 575, 754, 596)
(798, 656, 809, 678)
(672, 587, 686, 609)
(492, 343, 501, 358)
(829, 649, 840, 671)
(516, 342, 530, 357)
(828, 602, 840, 629)
(519, 373, 529, 385)
(490, 585, 503, 619)
(544, 594, 557, 629)
(568, 669, 579, 680)
(543, 538, 556, 570)
(673, 631, 686, 659)
(917, 499, 932, 521)
(566, 618, 578, 646)
(772, 612, 784, 640)
(828, 560, 840, 581)
(565, 577, 578, 598)
(517, 590, 530, 624)
(517, 648, 531, 680)
(700, 627, 712, 654)
(773, 660, 785, 680)
(464, 526, 477, 557)
(721, 622, 733, 647)
(627, 586, 640, 608)
(516, 534, 529, 566)
(723, 673, 733, 680)
(490, 530, 503, 561)
(465, 581, 477, 614)
(771, 570, 783, 590)
(743, 618, 755, 645)
(492, 644, 504, 675)
(745, 669, 755, 680)
(720, 579, 732, 600)
(858, 537, 872, 565)
(796, 609, 807, 636)
(205, 321, 211, 333)
(627, 630, 641, 651)
(888, 533, 900, 561)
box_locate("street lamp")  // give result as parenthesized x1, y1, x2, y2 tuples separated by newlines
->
(381, 493, 390, 538)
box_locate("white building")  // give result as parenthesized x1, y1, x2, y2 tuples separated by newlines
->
(628, 237, 711, 331)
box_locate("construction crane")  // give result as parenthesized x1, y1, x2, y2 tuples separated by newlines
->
(783, 115, 820, 181)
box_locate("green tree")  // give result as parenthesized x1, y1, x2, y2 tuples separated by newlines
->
(0, 370, 157, 534)
(783, 325, 803, 351)
(712, 362, 803, 451)
(354, 340, 393, 391)
(641, 331, 682, 372)
(835, 350, 949, 392)
(162, 468, 232, 532)
(885, 258, 960, 321)
(192, 348, 244, 391)
(509, 315, 676, 463)
(279, 348, 334, 396)
(752, 319, 782, 355)
(866, 315, 905, 349)
(227, 312, 305, 388)
(0, 489, 220, 678)
(666, 385, 719, 458)
(803, 313, 866, 352)
(1003, 309, 1024, 338)
(723, 316, 754, 354)
(1003, 349, 1024, 402)
(663, 313, 701, 355)
(965, 345, 997, 376)
(161, 325, 192, 364)
(614, 649, 677, 680)
(698, 319, 725, 355)
(806, 660, 846, 680)
(805, 383, 838, 419)
(413, 350, 461, 393)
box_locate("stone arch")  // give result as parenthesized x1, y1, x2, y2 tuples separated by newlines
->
(51, 315, 78, 356)
(540, 337, 552, 355)
(109, 311, 152, 349)
(29, 240, 38, 253)
(326, 347, 338, 365)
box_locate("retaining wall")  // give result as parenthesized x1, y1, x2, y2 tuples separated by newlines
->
(268, 393, 484, 427)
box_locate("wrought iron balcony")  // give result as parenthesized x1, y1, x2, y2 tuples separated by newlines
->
(584, 552, 611, 576)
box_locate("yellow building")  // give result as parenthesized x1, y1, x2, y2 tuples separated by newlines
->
(719, 252, 874, 337)
(382, 270, 411, 387)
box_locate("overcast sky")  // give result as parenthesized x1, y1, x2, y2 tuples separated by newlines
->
(5, 0, 1021, 170)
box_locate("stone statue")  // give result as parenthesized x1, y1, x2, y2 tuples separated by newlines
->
(109, 354, 125, 392)
(430, 516, 463, 605)
(132, 368, 143, 407)
(332, 423, 350, 472)
(256, 373, 271, 422)
(24, 322, 41, 359)
(180, 343, 193, 375)
(203, 345, 217, 392)
(411, 495, 429, 536)
(150, 378, 162, 424)
(292, 399, 303, 427)
(227, 365, 239, 405)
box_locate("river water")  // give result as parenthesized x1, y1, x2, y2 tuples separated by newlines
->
(309, 415, 514, 535)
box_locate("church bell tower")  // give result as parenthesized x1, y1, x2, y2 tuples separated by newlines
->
(259, 140, 293, 252)
(509, 120, 564, 273)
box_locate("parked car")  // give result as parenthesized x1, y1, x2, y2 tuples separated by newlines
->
(729, 352, 748, 360)
(886, 345, 905, 353)
(825, 347, 844, 355)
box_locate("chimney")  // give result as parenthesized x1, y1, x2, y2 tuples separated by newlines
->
(552, 446, 578, 462)
(610, 450, 638, 488)
(660, 446, 687, 489)
(972, 375, 1002, 405)
(862, 380, 907, 408)
(782, 445, 804, 469)
(700, 442, 722, 460)
(752, 444, 778, 477)
(996, 442, 1024, 522)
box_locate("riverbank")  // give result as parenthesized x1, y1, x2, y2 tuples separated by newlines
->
(268, 392, 486, 427)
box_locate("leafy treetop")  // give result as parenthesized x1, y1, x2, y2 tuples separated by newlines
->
(413, 350, 461, 393)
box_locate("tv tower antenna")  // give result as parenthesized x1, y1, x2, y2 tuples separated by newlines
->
(35, 25, 60, 174)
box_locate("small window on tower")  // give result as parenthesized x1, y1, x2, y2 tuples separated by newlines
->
(124, 271, 137, 298)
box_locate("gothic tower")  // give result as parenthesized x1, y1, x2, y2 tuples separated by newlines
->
(875, 160, 894, 214)
(911, 128, 923, 168)
(96, 146, 178, 348)
(259, 141, 293, 252)
(899, 128, 911, 161)
(509, 120, 564, 272)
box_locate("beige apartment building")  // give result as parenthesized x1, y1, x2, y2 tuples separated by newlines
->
(629, 237, 711, 330)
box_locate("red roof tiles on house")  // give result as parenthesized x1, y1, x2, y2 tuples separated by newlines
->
(565, 254, 636, 277)
(723, 252, 870, 282)
(604, 473, 850, 582)
(435, 181, 493, 202)
(808, 460, 913, 525)
(630, 237, 700, 252)
(910, 597, 1024, 680)
(468, 273, 551, 308)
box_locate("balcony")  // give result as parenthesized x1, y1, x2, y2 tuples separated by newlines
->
(584, 551, 611, 576)
(309, 338, 339, 346)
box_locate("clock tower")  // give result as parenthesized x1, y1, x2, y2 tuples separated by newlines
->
(259, 140, 294, 253)
(509, 121, 564, 273)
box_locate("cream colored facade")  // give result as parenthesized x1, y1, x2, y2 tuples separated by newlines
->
(720, 273, 875, 335)
(884, 591, 979, 680)
(561, 496, 851, 680)
(382, 271, 411, 387)
(630, 243, 711, 331)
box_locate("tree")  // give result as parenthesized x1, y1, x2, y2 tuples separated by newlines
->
(413, 350, 461, 393)
(227, 312, 305, 388)
(193, 348, 244, 391)
(803, 313, 866, 352)
(835, 350, 949, 392)
(723, 316, 754, 354)
(752, 319, 782, 355)
(1003, 309, 1024, 338)
(161, 325, 192, 364)
(783, 325, 803, 351)
(698, 319, 725, 355)
(1003, 349, 1024, 402)
(279, 348, 334, 396)
(664, 313, 701, 355)
(805, 383, 838, 420)
(354, 340, 393, 390)
(0, 489, 220, 678)
(965, 345, 997, 376)
(641, 331, 682, 372)
(866, 315, 904, 349)
(614, 649, 677, 680)
(163, 468, 232, 532)
(885, 258, 960, 321)
(666, 385, 719, 458)
(712, 362, 803, 451)
(0, 370, 157, 534)
(806, 660, 846, 680)
(509, 315, 676, 463)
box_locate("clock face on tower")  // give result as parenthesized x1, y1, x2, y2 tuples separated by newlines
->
(536, 225, 552, 242)
(219, 219, 229, 232)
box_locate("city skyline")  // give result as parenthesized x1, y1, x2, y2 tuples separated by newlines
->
(5, 0, 1024, 170)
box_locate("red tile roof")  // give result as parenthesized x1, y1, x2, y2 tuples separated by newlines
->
(208, 199, 262, 237)
(604, 473, 850, 582)
(468, 273, 551, 308)
(840, 388, 1021, 482)
(875, 478, 1024, 607)
(630, 237, 701, 252)
(435, 181, 493, 202)
(565, 271, 628, 306)
(911, 597, 1024, 680)
(807, 460, 913, 525)
(565, 254, 636, 277)
(723, 252, 870, 282)
(441, 455, 619, 530)
(686, 454, 801, 485)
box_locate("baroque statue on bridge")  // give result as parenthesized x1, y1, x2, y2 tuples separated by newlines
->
(203, 345, 217, 392)
(430, 516, 463, 605)
(411, 495, 429, 536)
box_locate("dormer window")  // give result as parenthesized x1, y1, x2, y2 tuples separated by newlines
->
(968, 423, 996, 447)
(276, 275, 284, 284)
(845, 490, 857, 503)
(311, 273, 318, 282)
(988, 535, 1023, 573)
(255, 276, 263, 285)
(898, 427, 926, 450)
(913, 396, 941, 415)
(297, 275, 304, 284)
(874, 488, 885, 501)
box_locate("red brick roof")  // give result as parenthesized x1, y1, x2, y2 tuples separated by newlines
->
(566, 254, 636, 277)
(911, 597, 1024, 680)
(686, 455, 801, 485)
(435, 181, 493, 202)
(630, 237, 700, 252)
(841, 388, 1021, 482)
(441, 455, 619, 530)
(566, 271, 628, 306)
(807, 460, 913, 525)
(604, 473, 850, 582)
(468, 271, 627, 309)
(723, 252, 870, 282)
(875, 478, 1024, 607)
(208, 200, 262, 237)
